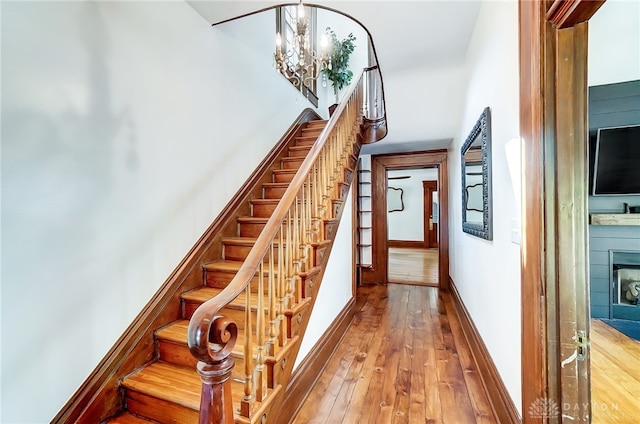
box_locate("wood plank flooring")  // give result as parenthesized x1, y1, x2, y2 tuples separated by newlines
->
(388, 248, 439, 286)
(590, 319, 640, 423)
(292, 284, 495, 424)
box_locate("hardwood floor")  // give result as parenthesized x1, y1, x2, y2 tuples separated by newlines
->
(590, 319, 640, 423)
(292, 284, 495, 424)
(388, 247, 439, 286)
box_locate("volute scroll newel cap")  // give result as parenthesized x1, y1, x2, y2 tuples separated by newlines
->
(188, 314, 238, 363)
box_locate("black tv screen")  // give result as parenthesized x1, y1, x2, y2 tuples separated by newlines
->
(592, 125, 640, 196)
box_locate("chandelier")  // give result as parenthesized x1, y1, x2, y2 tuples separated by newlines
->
(274, 2, 331, 95)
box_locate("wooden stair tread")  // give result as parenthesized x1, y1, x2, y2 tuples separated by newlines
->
(294, 138, 316, 146)
(155, 320, 190, 344)
(262, 182, 289, 188)
(236, 217, 269, 223)
(250, 198, 280, 205)
(289, 145, 311, 152)
(107, 413, 158, 423)
(122, 362, 202, 410)
(181, 288, 267, 310)
(123, 362, 264, 412)
(202, 260, 277, 278)
(202, 259, 244, 272)
(272, 169, 297, 174)
(223, 236, 258, 246)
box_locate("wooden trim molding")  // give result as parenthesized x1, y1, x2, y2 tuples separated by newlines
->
(448, 277, 520, 423)
(52, 108, 322, 424)
(546, 0, 605, 28)
(362, 150, 449, 290)
(518, 2, 549, 420)
(519, 0, 603, 421)
(388, 240, 427, 248)
(275, 297, 357, 424)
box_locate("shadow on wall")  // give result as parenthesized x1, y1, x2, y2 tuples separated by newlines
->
(1, 2, 134, 419)
(2, 1, 134, 279)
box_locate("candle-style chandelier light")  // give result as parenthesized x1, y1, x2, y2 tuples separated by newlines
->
(274, 1, 331, 96)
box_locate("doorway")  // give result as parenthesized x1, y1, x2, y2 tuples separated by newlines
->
(586, 2, 640, 422)
(518, 0, 639, 421)
(360, 150, 449, 290)
(424, 181, 439, 249)
(386, 168, 439, 286)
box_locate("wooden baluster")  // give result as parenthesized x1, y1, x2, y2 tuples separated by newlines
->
(311, 162, 322, 243)
(332, 132, 338, 195)
(297, 184, 306, 274)
(316, 158, 324, 226)
(303, 176, 313, 269)
(255, 261, 267, 402)
(285, 209, 294, 310)
(293, 192, 303, 305)
(278, 223, 287, 347)
(240, 285, 254, 417)
(268, 241, 277, 356)
(321, 149, 330, 220)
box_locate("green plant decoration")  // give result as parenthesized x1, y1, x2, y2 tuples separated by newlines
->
(321, 27, 356, 104)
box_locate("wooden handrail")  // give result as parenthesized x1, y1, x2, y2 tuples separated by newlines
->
(187, 68, 370, 423)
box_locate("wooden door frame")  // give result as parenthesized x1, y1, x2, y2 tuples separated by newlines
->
(519, 0, 604, 421)
(361, 150, 449, 290)
(423, 180, 438, 249)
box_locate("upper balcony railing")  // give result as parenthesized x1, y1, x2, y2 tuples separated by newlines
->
(362, 65, 388, 143)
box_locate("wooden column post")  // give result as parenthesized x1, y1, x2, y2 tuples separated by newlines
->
(189, 316, 238, 424)
(197, 358, 236, 424)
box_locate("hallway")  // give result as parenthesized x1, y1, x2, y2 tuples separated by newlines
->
(292, 284, 495, 423)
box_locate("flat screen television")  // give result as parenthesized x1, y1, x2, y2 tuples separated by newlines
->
(592, 125, 640, 196)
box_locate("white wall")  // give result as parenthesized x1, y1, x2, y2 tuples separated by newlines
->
(387, 168, 438, 241)
(588, 0, 640, 86)
(382, 64, 466, 145)
(0, 2, 358, 422)
(295, 187, 353, 369)
(448, 0, 522, 414)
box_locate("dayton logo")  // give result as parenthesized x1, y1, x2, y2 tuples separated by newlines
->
(529, 397, 560, 418)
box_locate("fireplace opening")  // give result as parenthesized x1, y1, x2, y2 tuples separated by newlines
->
(610, 251, 640, 320)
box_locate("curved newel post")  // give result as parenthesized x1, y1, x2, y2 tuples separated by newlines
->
(188, 314, 238, 424)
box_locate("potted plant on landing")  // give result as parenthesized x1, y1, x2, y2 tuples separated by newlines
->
(321, 27, 356, 115)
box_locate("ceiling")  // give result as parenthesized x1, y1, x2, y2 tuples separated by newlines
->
(187, 1, 483, 151)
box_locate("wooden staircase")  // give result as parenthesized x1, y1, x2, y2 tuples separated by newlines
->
(105, 117, 358, 423)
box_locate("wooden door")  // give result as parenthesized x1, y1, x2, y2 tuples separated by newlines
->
(423, 181, 438, 248)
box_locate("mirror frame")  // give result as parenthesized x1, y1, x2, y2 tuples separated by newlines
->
(461, 106, 492, 240)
